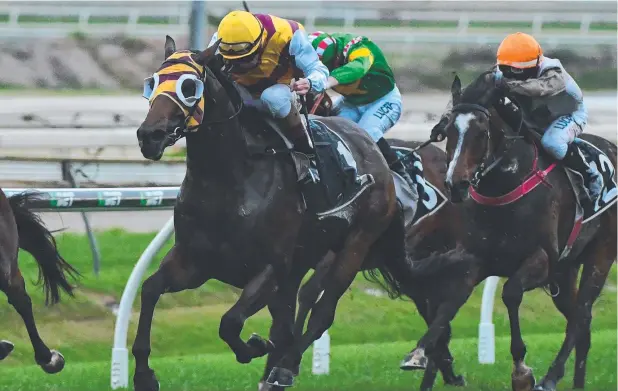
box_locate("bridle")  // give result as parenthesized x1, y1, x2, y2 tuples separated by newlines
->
(451, 96, 524, 188)
(165, 55, 244, 144)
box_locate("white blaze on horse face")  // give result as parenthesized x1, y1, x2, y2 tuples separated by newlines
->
(446, 113, 476, 183)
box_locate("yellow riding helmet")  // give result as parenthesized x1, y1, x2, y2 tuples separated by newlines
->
(217, 10, 265, 60)
(496, 32, 543, 69)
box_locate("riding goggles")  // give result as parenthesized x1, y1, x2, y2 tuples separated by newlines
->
(218, 26, 264, 57)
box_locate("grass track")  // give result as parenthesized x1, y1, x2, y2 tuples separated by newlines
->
(0, 231, 615, 390)
(0, 330, 615, 391)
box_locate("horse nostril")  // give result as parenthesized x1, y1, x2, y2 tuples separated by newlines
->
(151, 129, 167, 142)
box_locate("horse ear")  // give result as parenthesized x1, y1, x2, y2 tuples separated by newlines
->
(164, 35, 176, 59)
(451, 74, 462, 104)
(194, 38, 222, 65)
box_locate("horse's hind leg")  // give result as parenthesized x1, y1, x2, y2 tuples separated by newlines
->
(534, 232, 616, 391)
(259, 266, 308, 391)
(132, 245, 207, 391)
(267, 231, 375, 387)
(0, 340, 14, 360)
(0, 264, 64, 373)
(400, 266, 479, 374)
(502, 248, 550, 391)
(403, 292, 465, 390)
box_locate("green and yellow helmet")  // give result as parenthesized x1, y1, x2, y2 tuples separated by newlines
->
(308, 31, 338, 67)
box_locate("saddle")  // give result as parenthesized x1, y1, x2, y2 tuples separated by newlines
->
(242, 108, 375, 218)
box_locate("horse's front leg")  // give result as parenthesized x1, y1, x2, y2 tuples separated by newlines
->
(219, 263, 280, 364)
(502, 247, 550, 391)
(132, 245, 208, 391)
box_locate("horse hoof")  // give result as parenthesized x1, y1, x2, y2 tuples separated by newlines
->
(532, 378, 557, 391)
(512, 364, 535, 391)
(400, 348, 428, 370)
(446, 374, 466, 387)
(247, 333, 275, 358)
(0, 340, 14, 360)
(266, 367, 295, 388)
(134, 369, 160, 391)
(39, 350, 65, 374)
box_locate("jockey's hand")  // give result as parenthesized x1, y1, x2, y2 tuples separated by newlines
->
(291, 78, 312, 95)
(326, 76, 339, 90)
(430, 116, 449, 142)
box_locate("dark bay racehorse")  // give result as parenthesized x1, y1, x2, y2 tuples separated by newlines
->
(257, 91, 470, 391)
(133, 36, 407, 390)
(0, 188, 78, 373)
(403, 72, 617, 391)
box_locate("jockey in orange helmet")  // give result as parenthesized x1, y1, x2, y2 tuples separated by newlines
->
(207, 10, 329, 183)
(432, 32, 601, 200)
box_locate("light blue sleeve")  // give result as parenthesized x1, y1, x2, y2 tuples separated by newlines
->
(289, 29, 329, 93)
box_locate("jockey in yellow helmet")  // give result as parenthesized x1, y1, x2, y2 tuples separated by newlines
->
(431, 32, 601, 200)
(207, 10, 329, 183)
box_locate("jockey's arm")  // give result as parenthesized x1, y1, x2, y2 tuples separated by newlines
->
(329, 47, 374, 87)
(289, 30, 329, 94)
(504, 68, 566, 97)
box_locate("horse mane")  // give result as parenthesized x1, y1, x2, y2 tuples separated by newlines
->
(459, 69, 496, 105)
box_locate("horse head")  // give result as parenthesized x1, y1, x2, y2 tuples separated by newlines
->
(443, 71, 507, 202)
(137, 35, 221, 160)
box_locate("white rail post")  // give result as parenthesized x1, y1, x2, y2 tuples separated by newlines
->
(312, 330, 330, 375)
(478, 276, 500, 364)
(111, 217, 175, 390)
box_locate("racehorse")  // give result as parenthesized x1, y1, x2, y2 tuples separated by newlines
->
(257, 91, 469, 391)
(0, 188, 78, 373)
(403, 71, 617, 391)
(133, 35, 408, 390)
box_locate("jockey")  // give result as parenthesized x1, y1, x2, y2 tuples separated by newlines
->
(207, 10, 329, 182)
(306, 31, 416, 191)
(431, 32, 602, 201)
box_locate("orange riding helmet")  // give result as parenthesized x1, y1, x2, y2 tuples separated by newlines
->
(496, 32, 543, 69)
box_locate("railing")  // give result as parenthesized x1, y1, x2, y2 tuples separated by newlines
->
(0, 2, 615, 46)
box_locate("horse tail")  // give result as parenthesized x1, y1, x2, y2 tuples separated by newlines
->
(362, 207, 407, 300)
(9, 192, 80, 305)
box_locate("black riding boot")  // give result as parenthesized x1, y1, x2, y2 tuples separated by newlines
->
(377, 138, 416, 191)
(562, 142, 603, 200)
(277, 104, 320, 183)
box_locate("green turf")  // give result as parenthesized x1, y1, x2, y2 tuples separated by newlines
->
(0, 330, 615, 391)
(1, 230, 615, 370)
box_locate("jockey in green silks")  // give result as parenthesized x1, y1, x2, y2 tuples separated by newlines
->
(307, 31, 417, 192)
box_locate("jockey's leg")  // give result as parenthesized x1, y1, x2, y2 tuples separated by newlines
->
(261, 84, 320, 182)
(541, 115, 602, 200)
(357, 86, 416, 193)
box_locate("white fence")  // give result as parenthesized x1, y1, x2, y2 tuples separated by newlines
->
(0, 1, 615, 46)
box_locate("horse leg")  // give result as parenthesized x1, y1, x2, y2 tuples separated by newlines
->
(547, 265, 581, 388)
(132, 245, 207, 391)
(267, 233, 374, 387)
(219, 262, 283, 365)
(400, 267, 480, 372)
(534, 234, 616, 391)
(502, 248, 550, 391)
(404, 294, 465, 390)
(293, 253, 334, 338)
(258, 267, 307, 391)
(0, 264, 63, 373)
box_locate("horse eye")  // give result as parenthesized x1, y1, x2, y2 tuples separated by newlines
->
(181, 78, 196, 97)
